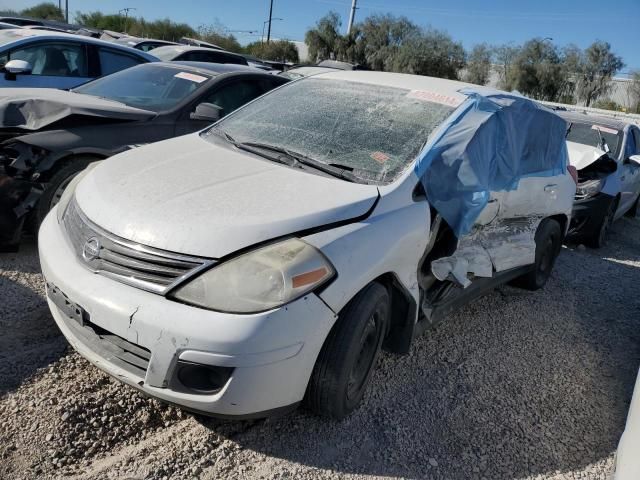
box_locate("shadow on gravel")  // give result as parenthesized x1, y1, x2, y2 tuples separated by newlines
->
(196, 219, 640, 480)
(0, 240, 67, 397)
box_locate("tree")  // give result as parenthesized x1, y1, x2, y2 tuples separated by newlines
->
(390, 28, 465, 79)
(574, 40, 624, 107)
(21, 2, 64, 21)
(557, 44, 583, 103)
(304, 12, 343, 63)
(245, 40, 300, 63)
(76, 12, 196, 41)
(197, 23, 242, 53)
(624, 71, 640, 113)
(465, 43, 492, 85)
(510, 38, 565, 101)
(355, 14, 419, 71)
(493, 43, 520, 90)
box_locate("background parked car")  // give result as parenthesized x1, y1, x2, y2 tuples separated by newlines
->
(561, 111, 640, 246)
(110, 36, 178, 52)
(0, 61, 288, 250)
(0, 29, 157, 89)
(150, 45, 248, 65)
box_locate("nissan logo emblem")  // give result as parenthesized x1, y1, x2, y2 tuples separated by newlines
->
(82, 236, 101, 261)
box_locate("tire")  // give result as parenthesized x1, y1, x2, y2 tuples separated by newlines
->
(35, 157, 98, 227)
(304, 282, 390, 419)
(625, 194, 639, 218)
(512, 218, 562, 291)
(587, 197, 616, 248)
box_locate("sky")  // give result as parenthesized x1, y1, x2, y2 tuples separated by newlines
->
(6, 0, 640, 71)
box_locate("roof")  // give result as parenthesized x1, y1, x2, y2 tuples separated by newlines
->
(312, 70, 481, 104)
(169, 61, 267, 75)
(112, 36, 177, 47)
(558, 110, 633, 130)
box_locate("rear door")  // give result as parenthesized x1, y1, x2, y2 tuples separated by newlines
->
(1, 40, 91, 88)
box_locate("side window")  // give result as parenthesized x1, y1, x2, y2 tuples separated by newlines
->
(624, 128, 638, 158)
(632, 128, 640, 156)
(209, 52, 246, 65)
(201, 80, 264, 118)
(98, 48, 143, 76)
(10, 42, 88, 77)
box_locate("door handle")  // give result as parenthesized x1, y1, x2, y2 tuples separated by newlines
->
(544, 184, 557, 192)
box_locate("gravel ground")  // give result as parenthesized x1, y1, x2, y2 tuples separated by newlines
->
(1, 216, 639, 480)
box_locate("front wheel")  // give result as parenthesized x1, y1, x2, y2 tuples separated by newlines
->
(305, 282, 390, 419)
(587, 198, 616, 248)
(512, 218, 562, 291)
(35, 157, 99, 227)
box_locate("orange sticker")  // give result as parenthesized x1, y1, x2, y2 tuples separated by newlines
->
(407, 90, 463, 107)
(370, 151, 390, 164)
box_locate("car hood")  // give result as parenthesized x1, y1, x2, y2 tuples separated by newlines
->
(0, 88, 156, 131)
(75, 134, 380, 258)
(566, 141, 611, 171)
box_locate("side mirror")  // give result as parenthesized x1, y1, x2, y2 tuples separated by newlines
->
(190, 103, 223, 122)
(626, 155, 640, 166)
(5, 59, 32, 75)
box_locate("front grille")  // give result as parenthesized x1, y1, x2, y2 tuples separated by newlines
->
(62, 198, 213, 294)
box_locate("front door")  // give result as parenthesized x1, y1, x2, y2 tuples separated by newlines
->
(1, 41, 92, 89)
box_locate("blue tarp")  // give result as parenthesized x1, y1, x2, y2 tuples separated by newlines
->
(415, 88, 568, 237)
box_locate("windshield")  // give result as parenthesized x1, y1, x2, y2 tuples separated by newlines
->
(73, 64, 211, 111)
(205, 78, 456, 183)
(566, 121, 623, 158)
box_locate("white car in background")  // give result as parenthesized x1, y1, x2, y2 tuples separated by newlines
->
(614, 370, 640, 479)
(39, 71, 576, 419)
(561, 112, 640, 247)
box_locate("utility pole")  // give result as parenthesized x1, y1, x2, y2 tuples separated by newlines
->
(346, 0, 357, 35)
(119, 7, 136, 34)
(266, 0, 274, 44)
(65, 0, 68, 23)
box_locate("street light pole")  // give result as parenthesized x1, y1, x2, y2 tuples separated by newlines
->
(266, 0, 274, 44)
(65, 0, 68, 23)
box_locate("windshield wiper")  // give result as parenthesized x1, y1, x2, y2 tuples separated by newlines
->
(216, 132, 360, 183)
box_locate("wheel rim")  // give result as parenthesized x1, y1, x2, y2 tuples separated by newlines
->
(49, 174, 78, 211)
(346, 310, 383, 401)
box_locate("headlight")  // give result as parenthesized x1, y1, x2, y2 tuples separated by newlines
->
(575, 178, 603, 199)
(170, 238, 335, 313)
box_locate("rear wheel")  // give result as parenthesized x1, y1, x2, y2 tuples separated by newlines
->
(305, 282, 390, 419)
(513, 218, 562, 291)
(35, 157, 99, 227)
(587, 198, 616, 248)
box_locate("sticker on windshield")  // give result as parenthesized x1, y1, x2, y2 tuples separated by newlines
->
(175, 72, 207, 83)
(407, 90, 463, 107)
(370, 151, 390, 164)
(591, 125, 618, 135)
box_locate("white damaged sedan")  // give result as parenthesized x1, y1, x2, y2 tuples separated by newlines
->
(39, 71, 576, 419)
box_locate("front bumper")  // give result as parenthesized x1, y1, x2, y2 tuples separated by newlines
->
(567, 192, 615, 240)
(39, 210, 337, 417)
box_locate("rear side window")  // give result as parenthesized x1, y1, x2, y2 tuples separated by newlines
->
(9, 42, 88, 77)
(98, 48, 144, 75)
(201, 80, 264, 117)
